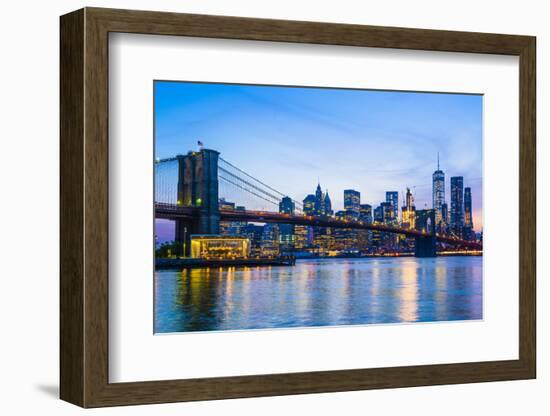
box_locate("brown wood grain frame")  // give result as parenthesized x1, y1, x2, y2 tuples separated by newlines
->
(60, 7, 536, 408)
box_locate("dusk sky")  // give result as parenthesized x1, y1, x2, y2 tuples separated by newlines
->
(155, 81, 483, 237)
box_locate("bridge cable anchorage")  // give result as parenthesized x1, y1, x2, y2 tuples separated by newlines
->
(219, 157, 303, 210)
(219, 175, 280, 208)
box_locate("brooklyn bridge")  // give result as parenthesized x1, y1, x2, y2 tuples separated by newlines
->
(155, 148, 482, 258)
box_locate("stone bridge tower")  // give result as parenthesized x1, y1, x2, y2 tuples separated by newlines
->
(174, 149, 220, 255)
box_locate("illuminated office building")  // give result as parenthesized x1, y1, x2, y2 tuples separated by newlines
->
(463, 187, 474, 240)
(450, 176, 464, 236)
(359, 204, 373, 224)
(260, 224, 280, 257)
(432, 154, 446, 232)
(294, 225, 313, 249)
(386, 191, 399, 222)
(344, 189, 360, 217)
(401, 187, 416, 229)
(324, 190, 333, 216)
(303, 194, 316, 214)
(279, 196, 295, 251)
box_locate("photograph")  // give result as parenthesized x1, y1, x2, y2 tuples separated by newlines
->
(153, 81, 483, 334)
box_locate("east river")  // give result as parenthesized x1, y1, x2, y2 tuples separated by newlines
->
(154, 256, 482, 333)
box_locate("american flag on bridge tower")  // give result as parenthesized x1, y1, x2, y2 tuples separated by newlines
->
(197, 140, 204, 149)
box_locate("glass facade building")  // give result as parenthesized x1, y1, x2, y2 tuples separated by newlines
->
(385, 191, 399, 222)
(344, 189, 361, 216)
(432, 157, 446, 231)
(279, 196, 295, 251)
(450, 176, 464, 236)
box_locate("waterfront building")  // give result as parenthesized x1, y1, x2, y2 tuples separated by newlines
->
(279, 196, 296, 251)
(294, 225, 313, 250)
(344, 189, 361, 217)
(381, 201, 397, 247)
(370, 205, 385, 249)
(432, 154, 446, 232)
(386, 191, 399, 222)
(190, 235, 250, 259)
(401, 187, 416, 229)
(260, 223, 280, 257)
(450, 176, 464, 236)
(333, 210, 358, 251)
(358, 204, 372, 249)
(244, 223, 264, 257)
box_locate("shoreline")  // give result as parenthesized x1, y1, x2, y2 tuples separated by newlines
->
(155, 252, 482, 270)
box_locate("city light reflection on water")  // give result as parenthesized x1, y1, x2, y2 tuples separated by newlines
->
(154, 256, 482, 333)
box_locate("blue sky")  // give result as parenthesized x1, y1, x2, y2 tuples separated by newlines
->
(155, 81, 483, 231)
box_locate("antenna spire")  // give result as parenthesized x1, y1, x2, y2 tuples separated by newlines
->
(437, 152, 440, 170)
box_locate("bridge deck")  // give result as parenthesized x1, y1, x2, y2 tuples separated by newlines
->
(154, 203, 482, 249)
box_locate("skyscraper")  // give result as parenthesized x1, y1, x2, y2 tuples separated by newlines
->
(463, 187, 474, 240)
(344, 189, 360, 216)
(359, 204, 373, 224)
(315, 183, 325, 215)
(450, 176, 464, 236)
(373, 205, 384, 223)
(381, 202, 396, 224)
(432, 153, 446, 232)
(386, 191, 399, 222)
(279, 196, 295, 251)
(401, 187, 416, 229)
(303, 194, 316, 215)
(324, 190, 333, 216)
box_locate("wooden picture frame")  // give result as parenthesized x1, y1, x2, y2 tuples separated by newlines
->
(60, 7, 536, 408)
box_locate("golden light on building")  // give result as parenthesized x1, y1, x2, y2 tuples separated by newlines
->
(190, 235, 251, 259)
(401, 187, 416, 229)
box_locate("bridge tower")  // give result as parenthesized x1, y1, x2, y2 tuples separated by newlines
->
(414, 209, 437, 257)
(175, 149, 220, 255)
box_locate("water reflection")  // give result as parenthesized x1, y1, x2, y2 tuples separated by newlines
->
(154, 256, 482, 333)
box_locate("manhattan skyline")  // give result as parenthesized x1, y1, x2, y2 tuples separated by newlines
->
(155, 81, 483, 233)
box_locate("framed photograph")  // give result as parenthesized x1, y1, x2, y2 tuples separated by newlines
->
(60, 7, 536, 407)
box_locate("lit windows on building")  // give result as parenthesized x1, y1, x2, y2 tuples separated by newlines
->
(260, 224, 280, 257)
(381, 202, 396, 224)
(450, 176, 464, 236)
(386, 191, 399, 222)
(279, 196, 296, 251)
(294, 225, 312, 249)
(303, 194, 316, 215)
(359, 204, 373, 224)
(401, 187, 416, 229)
(432, 163, 446, 229)
(190, 235, 251, 259)
(344, 189, 361, 216)
(464, 187, 473, 228)
(463, 187, 474, 240)
(219, 198, 246, 235)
